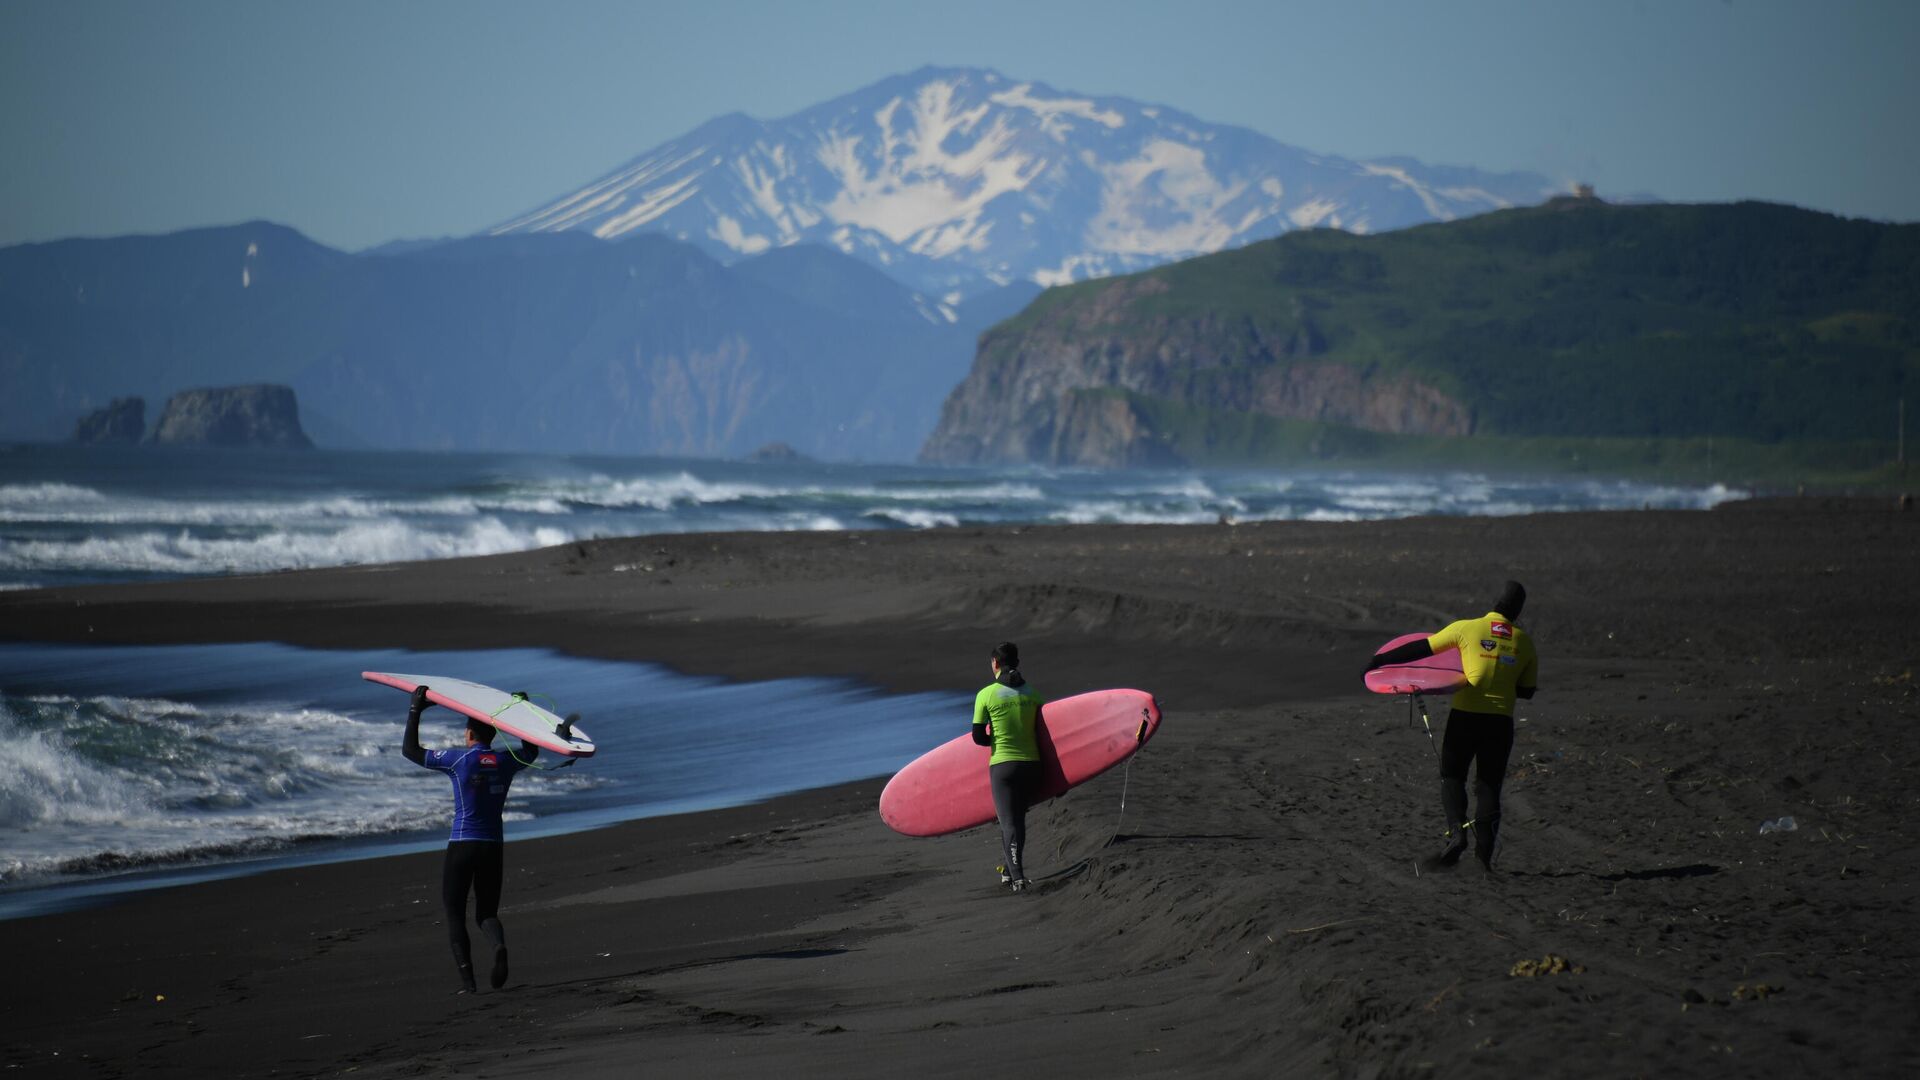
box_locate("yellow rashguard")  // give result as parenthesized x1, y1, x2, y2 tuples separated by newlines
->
(1428, 611, 1538, 716)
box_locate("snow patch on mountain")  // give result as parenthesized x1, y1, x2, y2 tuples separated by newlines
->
(989, 82, 1127, 132)
(489, 66, 1571, 298)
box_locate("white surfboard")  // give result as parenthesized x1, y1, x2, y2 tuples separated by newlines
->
(363, 672, 596, 758)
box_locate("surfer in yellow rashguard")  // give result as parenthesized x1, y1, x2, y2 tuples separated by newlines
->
(973, 642, 1044, 892)
(1366, 581, 1538, 872)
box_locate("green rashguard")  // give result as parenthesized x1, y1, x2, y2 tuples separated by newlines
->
(973, 678, 1043, 766)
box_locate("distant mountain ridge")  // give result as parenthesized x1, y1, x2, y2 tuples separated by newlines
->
(921, 198, 1920, 468)
(490, 66, 1571, 302)
(0, 222, 1017, 459)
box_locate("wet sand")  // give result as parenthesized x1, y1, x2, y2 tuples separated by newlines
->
(3, 497, 1917, 1078)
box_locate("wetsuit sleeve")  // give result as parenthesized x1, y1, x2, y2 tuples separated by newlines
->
(402, 704, 426, 766)
(1368, 637, 1435, 671)
(971, 686, 994, 745)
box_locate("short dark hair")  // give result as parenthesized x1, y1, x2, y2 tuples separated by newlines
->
(466, 718, 497, 745)
(992, 641, 1020, 669)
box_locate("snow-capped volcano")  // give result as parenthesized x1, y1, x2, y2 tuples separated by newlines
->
(491, 66, 1570, 301)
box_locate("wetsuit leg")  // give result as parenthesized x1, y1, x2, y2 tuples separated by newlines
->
(469, 841, 509, 988)
(442, 843, 479, 988)
(989, 761, 1038, 881)
(1436, 713, 1474, 859)
(1471, 717, 1517, 866)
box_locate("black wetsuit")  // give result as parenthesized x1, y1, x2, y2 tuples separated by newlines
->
(1439, 708, 1515, 863)
(403, 701, 536, 990)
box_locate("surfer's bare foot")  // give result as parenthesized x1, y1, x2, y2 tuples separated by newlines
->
(490, 946, 509, 989)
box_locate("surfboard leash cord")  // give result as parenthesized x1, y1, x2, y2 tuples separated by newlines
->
(1408, 691, 1441, 765)
(1103, 703, 1155, 848)
(491, 691, 577, 771)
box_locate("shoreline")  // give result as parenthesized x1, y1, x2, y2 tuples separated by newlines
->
(3, 502, 1918, 1077)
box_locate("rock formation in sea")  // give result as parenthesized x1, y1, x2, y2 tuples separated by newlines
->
(73, 397, 146, 444)
(149, 385, 314, 449)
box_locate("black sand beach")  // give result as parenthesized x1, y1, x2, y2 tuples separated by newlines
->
(3, 498, 1917, 1077)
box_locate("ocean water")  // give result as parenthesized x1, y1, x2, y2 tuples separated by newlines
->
(0, 641, 967, 916)
(0, 444, 1746, 590)
(0, 445, 1744, 914)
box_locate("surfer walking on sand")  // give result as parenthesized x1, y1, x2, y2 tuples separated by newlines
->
(402, 685, 538, 993)
(974, 641, 1044, 892)
(1366, 581, 1538, 872)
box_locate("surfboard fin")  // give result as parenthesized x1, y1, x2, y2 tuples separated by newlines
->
(558, 712, 579, 741)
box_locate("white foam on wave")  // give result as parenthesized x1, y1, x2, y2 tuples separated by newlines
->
(864, 507, 960, 529)
(0, 694, 417, 882)
(1105, 476, 1221, 500)
(560, 472, 781, 510)
(1048, 501, 1224, 526)
(537, 473, 1050, 511)
(0, 482, 108, 507)
(0, 490, 577, 526)
(0, 517, 574, 576)
(0, 690, 608, 886)
(1573, 479, 1748, 510)
(1321, 477, 1446, 507)
(843, 482, 1047, 503)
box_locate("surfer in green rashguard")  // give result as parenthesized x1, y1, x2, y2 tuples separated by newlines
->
(973, 641, 1044, 892)
(1366, 581, 1538, 872)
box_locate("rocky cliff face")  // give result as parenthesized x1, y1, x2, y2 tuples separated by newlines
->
(73, 397, 145, 444)
(150, 385, 313, 449)
(920, 276, 1471, 467)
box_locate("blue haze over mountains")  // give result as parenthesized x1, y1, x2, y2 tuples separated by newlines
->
(2, 67, 1575, 460)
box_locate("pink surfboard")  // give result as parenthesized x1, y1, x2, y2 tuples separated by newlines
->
(1364, 634, 1466, 695)
(879, 689, 1161, 837)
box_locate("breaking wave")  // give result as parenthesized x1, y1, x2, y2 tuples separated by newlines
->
(0, 518, 573, 577)
(0, 452, 1746, 589)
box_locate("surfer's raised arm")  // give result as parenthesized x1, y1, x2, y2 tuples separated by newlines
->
(1366, 636, 1434, 672)
(402, 685, 430, 765)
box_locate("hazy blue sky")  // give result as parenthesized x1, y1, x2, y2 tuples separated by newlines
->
(3, 0, 1915, 251)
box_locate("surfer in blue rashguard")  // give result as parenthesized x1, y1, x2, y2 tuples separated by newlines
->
(402, 685, 538, 993)
(973, 642, 1044, 892)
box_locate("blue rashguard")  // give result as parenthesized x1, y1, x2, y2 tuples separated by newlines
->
(421, 745, 527, 842)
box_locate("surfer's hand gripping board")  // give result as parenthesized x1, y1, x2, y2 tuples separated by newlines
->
(879, 689, 1160, 837)
(364, 672, 596, 758)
